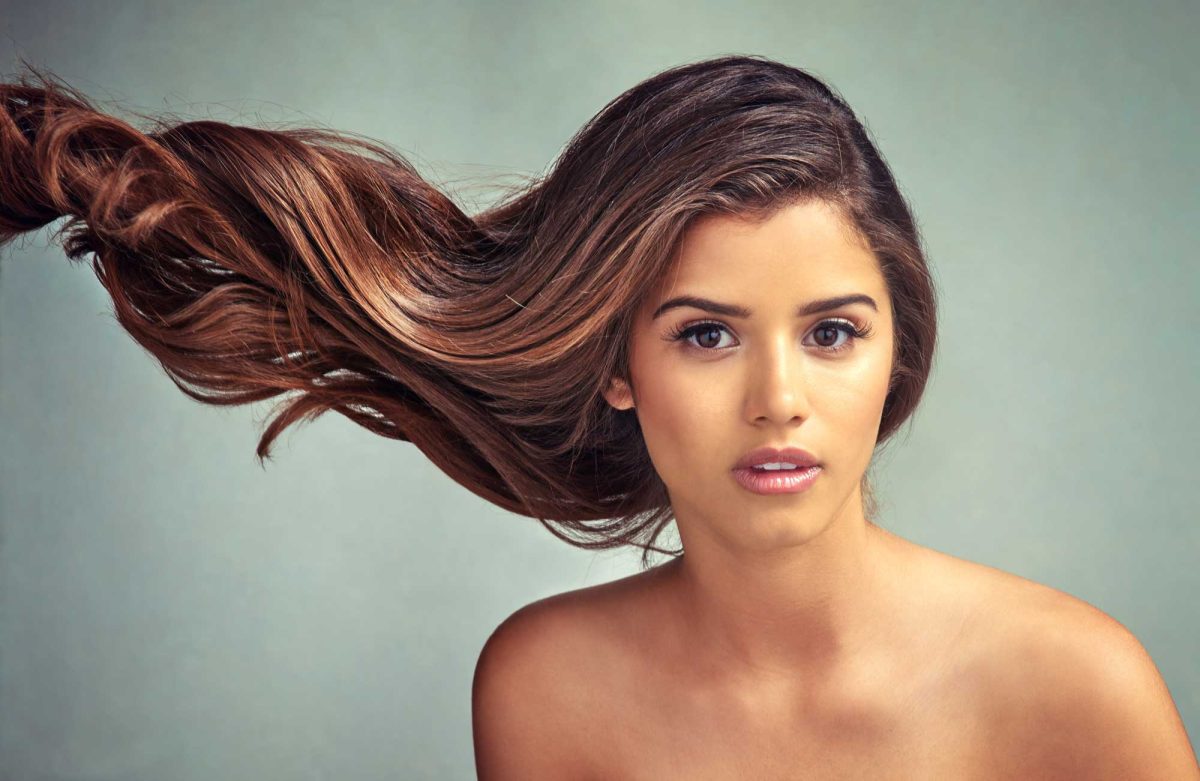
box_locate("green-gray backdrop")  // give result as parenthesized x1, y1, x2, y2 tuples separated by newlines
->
(2, 1, 1196, 778)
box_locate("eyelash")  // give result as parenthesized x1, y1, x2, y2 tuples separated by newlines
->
(666, 318, 875, 355)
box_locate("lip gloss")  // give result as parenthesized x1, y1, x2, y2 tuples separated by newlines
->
(732, 465, 822, 495)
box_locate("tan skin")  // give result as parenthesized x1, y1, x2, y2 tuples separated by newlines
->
(471, 200, 1199, 780)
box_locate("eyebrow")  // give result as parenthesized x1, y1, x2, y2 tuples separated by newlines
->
(651, 293, 878, 320)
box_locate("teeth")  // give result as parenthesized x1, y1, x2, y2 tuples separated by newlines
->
(752, 462, 800, 471)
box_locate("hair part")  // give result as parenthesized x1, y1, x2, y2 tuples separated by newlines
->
(0, 54, 936, 569)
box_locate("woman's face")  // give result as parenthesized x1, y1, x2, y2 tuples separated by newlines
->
(604, 199, 895, 552)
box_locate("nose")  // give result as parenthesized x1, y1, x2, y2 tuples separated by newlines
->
(744, 331, 812, 426)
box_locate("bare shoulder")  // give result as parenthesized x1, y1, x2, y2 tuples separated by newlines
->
(958, 559, 1200, 779)
(471, 566, 670, 780)
(470, 594, 597, 779)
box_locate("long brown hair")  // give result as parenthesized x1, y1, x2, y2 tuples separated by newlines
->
(0, 54, 937, 568)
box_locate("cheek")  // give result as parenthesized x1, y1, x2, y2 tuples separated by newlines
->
(813, 345, 892, 446)
(819, 346, 894, 466)
(638, 374, 720, 470)
(628, 357, 734, 478)
(819, 356, 890, 424)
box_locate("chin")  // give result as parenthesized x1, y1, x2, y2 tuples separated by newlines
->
(765, 513, 834, 546)
(719, 504, 835, 552)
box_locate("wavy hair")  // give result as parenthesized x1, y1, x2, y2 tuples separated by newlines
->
(0, 54, 937, 568)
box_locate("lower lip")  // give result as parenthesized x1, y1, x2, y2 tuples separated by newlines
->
(732, 465, 822, 495)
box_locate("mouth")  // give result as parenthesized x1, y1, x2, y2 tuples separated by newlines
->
(732, 446, 821, 472)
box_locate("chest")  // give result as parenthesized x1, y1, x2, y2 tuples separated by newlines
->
(579, 646, 1001, 781)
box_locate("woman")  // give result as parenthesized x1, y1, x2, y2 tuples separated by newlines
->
(2, 55, 1195, 779)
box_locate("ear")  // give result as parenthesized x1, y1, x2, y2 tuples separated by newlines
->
(603, 375, 636, 411)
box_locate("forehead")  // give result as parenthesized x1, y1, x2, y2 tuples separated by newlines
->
(655, 200, 881, 299)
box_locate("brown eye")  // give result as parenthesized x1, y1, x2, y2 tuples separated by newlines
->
(694, 324, 723, 349)
(668, 318, 870, 355)
(669, 321, 735, 350)
(813, 324, 841, 348)
(805, 319, 869, 354)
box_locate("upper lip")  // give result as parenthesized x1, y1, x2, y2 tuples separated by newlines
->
(733, 446, 821, 470)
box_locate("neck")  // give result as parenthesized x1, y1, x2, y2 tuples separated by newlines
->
(664, 492, 906, 688)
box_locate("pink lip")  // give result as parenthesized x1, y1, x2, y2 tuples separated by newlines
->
(732, 464, 822, 495)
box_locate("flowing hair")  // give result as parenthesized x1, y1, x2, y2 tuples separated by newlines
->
(0, 54, 937, 568)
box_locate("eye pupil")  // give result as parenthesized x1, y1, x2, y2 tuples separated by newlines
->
(815, 326, 838, 346)
(697, 325, 722, 348)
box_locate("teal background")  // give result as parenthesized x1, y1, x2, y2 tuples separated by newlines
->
(1, 1, 1196, 778)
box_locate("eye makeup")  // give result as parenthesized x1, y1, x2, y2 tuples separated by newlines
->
(664, 318, 874, 355)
